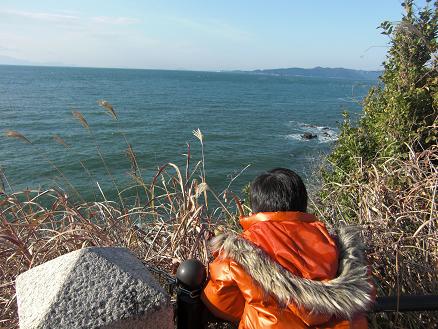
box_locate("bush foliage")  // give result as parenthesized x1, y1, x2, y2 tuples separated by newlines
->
(325, 0, 437, 185)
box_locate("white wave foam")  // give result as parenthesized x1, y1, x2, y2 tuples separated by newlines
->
(286, 133, 310, 141)
(286, 121, 338, 143)
(318, 130, 338, 143)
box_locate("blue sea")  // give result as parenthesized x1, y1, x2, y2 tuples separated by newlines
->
(0, 65, 375, 201)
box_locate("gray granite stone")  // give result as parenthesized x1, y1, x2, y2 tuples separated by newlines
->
(16, 247, 173, 329)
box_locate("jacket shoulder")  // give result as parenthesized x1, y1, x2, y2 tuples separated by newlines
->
(209, 226, 374, 320)
(241, 219, 339, 279)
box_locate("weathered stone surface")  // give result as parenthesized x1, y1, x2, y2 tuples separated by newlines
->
(16, 247, 173, 329)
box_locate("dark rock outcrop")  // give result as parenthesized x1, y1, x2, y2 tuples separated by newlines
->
(302, 132, 317, 140)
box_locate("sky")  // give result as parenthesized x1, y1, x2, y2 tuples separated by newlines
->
(0, 0, 430, 71)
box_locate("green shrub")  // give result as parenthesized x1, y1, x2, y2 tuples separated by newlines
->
(325, 0, 437, 185)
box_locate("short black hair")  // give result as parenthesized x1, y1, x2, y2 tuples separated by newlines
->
(250, 168, 308, 213)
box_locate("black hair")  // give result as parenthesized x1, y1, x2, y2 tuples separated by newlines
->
(249, 168, 308, 213)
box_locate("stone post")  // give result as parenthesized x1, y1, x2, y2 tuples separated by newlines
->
(16, 247, 173, 329)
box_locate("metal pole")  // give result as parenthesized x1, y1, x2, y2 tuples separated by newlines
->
(176, 259, 207, 329)
(373, 295, 438, 312)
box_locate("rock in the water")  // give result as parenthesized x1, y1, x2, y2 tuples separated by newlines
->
(16, 247, 173, 329)
(302, 132, 317, 140)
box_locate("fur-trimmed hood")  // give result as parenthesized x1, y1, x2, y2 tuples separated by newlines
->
(210, 226, 374, 319)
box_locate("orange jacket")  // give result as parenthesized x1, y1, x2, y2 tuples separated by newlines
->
(202, 212, 373, 329)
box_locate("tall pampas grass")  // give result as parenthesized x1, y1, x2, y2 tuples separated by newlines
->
(1, 111, 240, 328)
(71, 109, 125, 207)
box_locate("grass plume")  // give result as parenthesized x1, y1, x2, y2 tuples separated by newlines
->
(5, 130, 32, 144)
(98, 99, 117, 119)
(72, 111, 89, 129)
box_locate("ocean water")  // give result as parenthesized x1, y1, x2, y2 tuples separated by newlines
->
(0, 65, 375, 201)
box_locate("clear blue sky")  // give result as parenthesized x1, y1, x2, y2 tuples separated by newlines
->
(0, 0, 430, 70)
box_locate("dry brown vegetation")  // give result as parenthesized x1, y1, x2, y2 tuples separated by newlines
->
(0, 128, 243, 328)
(3, 144, 436, 329)
(314, 144, 438, 328)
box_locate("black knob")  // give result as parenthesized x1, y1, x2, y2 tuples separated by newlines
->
(176, 259, 206, 289)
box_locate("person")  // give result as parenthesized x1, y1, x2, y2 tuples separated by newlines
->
(201, 168, 374, 329)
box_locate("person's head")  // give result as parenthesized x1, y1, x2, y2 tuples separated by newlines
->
(249, 168, 308, 213)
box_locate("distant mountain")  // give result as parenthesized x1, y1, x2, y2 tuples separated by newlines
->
(240, 66, 382, 80)
(0, 55, 71, 67)
(0, 55, 36, 66)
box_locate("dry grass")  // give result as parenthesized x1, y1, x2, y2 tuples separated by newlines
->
(314, 144, 438, 328)
(0, 127, 241, 328)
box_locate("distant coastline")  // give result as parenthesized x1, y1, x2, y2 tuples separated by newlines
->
(0, 56, 381, 80)
(231, 67, 382, 80)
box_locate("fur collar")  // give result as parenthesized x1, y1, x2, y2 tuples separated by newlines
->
(210, 226, 373, 319)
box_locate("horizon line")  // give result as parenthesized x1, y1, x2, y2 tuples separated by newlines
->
(0, 63, 384, 73)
